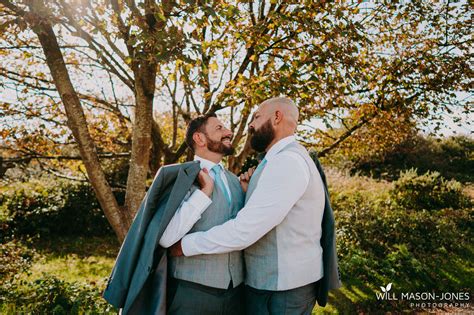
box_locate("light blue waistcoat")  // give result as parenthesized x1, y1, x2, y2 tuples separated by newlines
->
(244, 142, 325, 291)
(169, 170, 245, 289)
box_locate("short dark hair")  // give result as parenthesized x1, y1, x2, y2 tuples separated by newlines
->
(185, 113, 217, 152)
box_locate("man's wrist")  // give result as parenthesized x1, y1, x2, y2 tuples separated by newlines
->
(189, 189, 212, 209)
(181, 233, 201, 257)
(201, 187, 212, 197)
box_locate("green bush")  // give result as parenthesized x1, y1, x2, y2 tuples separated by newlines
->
(1, 180, 115, 240)
(0, 240, 36, 281)
(0, 275, 116, 314)
(333, 183, 473, 296)
(390, 169, 470, 211)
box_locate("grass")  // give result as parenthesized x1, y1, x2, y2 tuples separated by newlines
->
(18, 235, 118, 288)
(326, 167, 392, 196)
(25, 252, 114, 286)
(30, 234, 119, 258)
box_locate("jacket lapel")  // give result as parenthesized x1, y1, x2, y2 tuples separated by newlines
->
(156, 162, 201, 236)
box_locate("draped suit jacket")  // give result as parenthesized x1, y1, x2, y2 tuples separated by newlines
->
(103, 161, 201, 315)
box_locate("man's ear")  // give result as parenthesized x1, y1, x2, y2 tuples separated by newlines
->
(274, 110, 283, 125)
(193, 132, 205, 148)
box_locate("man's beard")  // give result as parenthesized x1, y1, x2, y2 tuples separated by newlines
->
(250, 119, 275, 152)
(206, 135, 234, 156)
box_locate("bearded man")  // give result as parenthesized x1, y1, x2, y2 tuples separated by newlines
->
(104, 113, 246, 315)
(162, 113, 246, 315)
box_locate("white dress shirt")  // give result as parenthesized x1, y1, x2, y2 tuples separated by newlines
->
(181, 136, 311, 256)
(158, 155, 231, 248)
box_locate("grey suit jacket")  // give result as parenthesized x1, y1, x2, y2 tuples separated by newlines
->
(309, 150, 342, 306)
(102, 161, 201, 315)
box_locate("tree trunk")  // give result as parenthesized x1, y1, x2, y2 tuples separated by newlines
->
(124, 61, 156, 219)
(150, 120, 167, 176)
(150, 131, 163, 177)
(27, 4, 128, 242)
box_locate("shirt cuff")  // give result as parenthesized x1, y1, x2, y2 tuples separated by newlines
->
(188, 189, 212, 213)
(181, 233, 202, 257)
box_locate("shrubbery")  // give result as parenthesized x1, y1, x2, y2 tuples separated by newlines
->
(332, 171, 473, 311)
(0, 179, 120, 313)
(390, 169, 470, 210)
(0, 275, 115, 314)
(1, 179, 115, 240)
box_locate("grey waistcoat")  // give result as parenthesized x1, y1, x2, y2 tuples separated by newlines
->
(169, 170, 245, 289)
(244, 142, 325, 291)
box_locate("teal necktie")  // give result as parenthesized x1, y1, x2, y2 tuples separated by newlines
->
(248, 158, 267, 190)
(211, 165, 231, 205)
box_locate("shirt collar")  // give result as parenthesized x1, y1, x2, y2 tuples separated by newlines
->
(264, 135, 296, 161)
(194, 155, 224, 172)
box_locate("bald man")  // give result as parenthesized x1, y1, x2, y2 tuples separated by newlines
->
(171, 97, 327, 314)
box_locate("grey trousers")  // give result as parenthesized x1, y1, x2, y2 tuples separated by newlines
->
(167, 278, 245, 315)
(245, 281, 320, 315)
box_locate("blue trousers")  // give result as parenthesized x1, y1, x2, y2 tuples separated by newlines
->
(245, 280, 320, 315)
(167, 278, 245, 315)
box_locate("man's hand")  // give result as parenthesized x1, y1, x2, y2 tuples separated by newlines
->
(239, 166, 255, 193)
(198, 168, 214, 197)
(169, 240, 184, 257)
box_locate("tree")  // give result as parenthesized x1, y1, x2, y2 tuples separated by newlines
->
(0, 0, 471, 241)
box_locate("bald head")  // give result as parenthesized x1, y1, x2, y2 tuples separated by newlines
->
(248, 96, 300, 152)
(259, 97, 299, 130)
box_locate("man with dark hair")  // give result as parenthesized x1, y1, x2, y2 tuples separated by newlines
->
(103, 114, 247, 315)
(184, 113, 234, 156)
(159, 114, 246, 315)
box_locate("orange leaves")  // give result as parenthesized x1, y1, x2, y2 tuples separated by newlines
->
(0, 128, 11, 139)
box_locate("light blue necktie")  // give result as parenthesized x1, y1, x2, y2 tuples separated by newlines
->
(211, 164, 231, 205)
